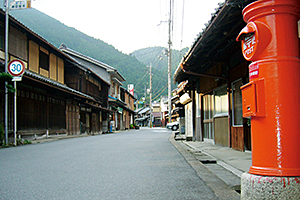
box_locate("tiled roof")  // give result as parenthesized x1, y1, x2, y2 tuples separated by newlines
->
(24, 70, 95, 100)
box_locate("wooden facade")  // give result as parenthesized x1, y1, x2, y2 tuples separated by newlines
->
(109, 86, 135, 130)
(0, 14, 70, 137)
(121, 87, 135, 129)
(0, 10, 113, 141)
(17, 79, 66, 134)
(64, 61, 110, 135)
(231, 126, 244, 151)
(174, 1, 256, 151)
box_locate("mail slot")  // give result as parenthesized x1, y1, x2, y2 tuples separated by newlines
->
(241, 78, 265, 117)
(236, 21, 271, 61)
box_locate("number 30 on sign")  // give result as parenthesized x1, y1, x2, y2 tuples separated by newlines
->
(8, 59, 25, 77)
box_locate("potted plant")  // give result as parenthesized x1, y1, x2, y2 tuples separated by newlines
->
(130, 124, 135, 129)
(134, 124, 139, 129)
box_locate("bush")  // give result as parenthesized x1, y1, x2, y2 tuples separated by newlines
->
(24, 140, 32, 145)
(0, 72, 15, 93)
(17, 138, 32, 145)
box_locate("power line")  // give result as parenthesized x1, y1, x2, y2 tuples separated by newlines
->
(153, 82, 167, 97)
(133, 68, 149, 88)
(153, 85, 168, 101)
(180, 0, 185, 50)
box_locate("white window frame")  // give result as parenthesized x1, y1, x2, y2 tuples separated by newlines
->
(213, 85, 228, 118)
(203, 93, 214, 140)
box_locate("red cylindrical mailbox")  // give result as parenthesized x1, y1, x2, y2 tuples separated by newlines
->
(237, 0, 300, 176)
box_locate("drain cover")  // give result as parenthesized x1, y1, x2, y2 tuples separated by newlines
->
(199, 160, 217, 164)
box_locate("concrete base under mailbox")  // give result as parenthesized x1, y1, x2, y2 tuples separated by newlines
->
(241, 172, 300, 199)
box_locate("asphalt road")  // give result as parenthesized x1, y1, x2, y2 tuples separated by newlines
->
(0, 128, 218, 200)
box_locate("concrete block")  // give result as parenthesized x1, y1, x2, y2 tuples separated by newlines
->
(241, 172, 300, 199)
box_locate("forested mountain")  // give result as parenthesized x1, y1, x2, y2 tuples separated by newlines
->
(131, 47, 188, 100)
(131, 47, 188, 71)
(1, 3, 189, 100)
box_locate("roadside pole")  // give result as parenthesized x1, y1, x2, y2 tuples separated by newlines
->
(8, 60, 25, 146)
(4, 0, 9, 145)
(167, 0, 172, 123)
(13, 81, 16, 146)
(4, 0, 31, 145)
(149, 63, 152, 128)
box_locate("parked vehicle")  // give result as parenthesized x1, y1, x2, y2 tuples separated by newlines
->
(166, 121, 179, 131)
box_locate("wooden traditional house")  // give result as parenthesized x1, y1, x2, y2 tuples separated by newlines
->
(120, 86, 135, 129)
(152, 102, 162, 127)
(60, 46, 128, 132)
(60, 44, 134, 132)
(174, 0, 255, 151)
(159, 96, 168, 127)
(107, 69, 129, 130)
(59, 44, 112, 134)
(135, 107, 150, 127)
(0, 9, 101, 140)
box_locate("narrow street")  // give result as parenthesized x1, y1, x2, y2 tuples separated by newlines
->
(0, 128, 218, 200)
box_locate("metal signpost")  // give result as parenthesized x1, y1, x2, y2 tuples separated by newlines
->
(4, 0, 31, 145)
(8, 59, 25, 146)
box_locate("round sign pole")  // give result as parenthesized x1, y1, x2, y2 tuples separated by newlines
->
(4, 0, 9, 146)
(13, 81, 16, 146)
(7, 59, 25, 146)
(8, 59, 25, 78)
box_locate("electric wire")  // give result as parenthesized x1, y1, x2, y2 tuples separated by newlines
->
(153, 85, 168, 101)
(179, 0, 185, 50)
(135, 0, 180, 101)
(134, 68, 150, 88)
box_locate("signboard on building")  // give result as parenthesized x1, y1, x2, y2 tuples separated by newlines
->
(118, 107, 123, 114)
(128, 84, 134, 96)
(10, 0, 31, 10)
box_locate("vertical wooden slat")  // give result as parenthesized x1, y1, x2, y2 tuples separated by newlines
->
(231, 126, 244, 151)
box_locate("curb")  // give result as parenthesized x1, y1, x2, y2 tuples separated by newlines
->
(29, 131, 121, 144)
(169, 132, 240, 200)
(182, 141, 244, 178)
(30, 133, 91, 144)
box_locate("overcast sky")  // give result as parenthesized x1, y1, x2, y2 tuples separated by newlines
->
(31, 0, 222, 54)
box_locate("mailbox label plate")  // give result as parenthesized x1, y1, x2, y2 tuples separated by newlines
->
(249, 62, 259, 80)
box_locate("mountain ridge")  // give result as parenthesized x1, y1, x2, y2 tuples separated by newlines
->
(2, 3, 188, 100)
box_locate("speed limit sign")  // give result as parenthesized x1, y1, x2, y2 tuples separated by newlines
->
(8, 59, 25, 77)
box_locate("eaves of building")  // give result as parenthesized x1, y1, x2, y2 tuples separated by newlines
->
(59, 44, 111, 86)
(23, 70, 95, 101)
(174, 0, 256, 84)
(59, 44, 126, 84)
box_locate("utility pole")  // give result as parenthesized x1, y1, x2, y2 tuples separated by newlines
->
(168, 0, 172, 123)
(149, 63, 152, 128)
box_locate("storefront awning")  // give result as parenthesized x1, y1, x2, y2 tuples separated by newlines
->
(83, 101, 113, 113)
(135, 115, 150, 121)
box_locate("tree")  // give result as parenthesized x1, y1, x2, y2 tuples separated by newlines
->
(0, 72, 15, 93)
